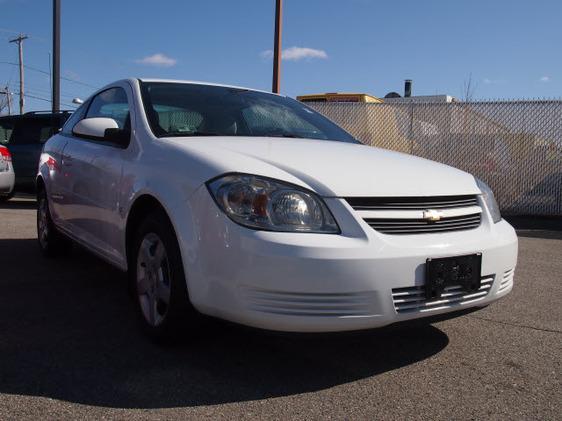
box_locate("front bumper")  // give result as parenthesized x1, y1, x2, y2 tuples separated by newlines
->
(184, 189, 518, 332)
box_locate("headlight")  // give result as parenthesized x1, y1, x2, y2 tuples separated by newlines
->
(475, 178, 501, 223)
(207, 174, 340, 234)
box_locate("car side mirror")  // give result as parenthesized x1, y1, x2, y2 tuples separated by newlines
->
(72, 117, 130, 147)
(104, 128, 130, 147)
(73, 117, 119, 140)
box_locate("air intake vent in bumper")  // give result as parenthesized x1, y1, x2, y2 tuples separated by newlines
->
(242, 287, 376, 317)
(391, 275, 494, 314)
(498, 269, 514, 293)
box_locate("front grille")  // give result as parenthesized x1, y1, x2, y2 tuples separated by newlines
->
(345, 195, 482, 235)
(346, 195, 479, 210)
(365, 214, 481, 234)
(391, 275, 494, 314)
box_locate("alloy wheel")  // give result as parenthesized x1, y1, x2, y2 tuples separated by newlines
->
(136, 232, 172, 327)
(37, 197, 49, 249)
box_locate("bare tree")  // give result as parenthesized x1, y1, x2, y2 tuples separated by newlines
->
(462, 73, 478, 102)
(0, 89, 9, 115)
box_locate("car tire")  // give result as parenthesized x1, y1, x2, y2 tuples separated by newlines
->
(0, 192, 15, 202)
(37, 188, 72, 257)
(130, 209, 202, 343)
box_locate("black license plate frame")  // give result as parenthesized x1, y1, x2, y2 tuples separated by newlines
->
(425, 253, 482, 300)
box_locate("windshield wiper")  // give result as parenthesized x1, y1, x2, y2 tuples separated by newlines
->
(228, 88, 250, 94)
(164, 131, 305, 139)
(263, 131, 302, 139)
(166, 131, 221, 137)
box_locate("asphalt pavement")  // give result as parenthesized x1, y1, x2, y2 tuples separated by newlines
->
(0, 197, 560, 420)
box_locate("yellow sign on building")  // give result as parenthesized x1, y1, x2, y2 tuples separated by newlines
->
(297, 93, 383, 103)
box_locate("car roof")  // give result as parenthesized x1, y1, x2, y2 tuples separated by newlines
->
(0, 111, 71, 121)
(136, 78, 281, 97)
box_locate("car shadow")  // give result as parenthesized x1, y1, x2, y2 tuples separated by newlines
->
(0, 198, 37, 210)
(505, 215, 562, 240)
(0, 238, 449, 409)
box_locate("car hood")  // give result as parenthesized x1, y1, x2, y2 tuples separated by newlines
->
(164, 137, 480, 197)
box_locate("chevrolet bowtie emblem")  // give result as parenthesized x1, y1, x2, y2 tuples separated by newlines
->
(423, 209, 443, 222)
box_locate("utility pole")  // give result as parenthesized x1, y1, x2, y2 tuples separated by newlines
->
(9, 34, 28, 114)
(272, 0, 283, 94)
(52, 0, 61, 113)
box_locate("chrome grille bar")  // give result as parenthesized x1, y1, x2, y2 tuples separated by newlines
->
(346, 195, 479, 210)
(391, 275, 494, 314)
(346, 195, 482, 235)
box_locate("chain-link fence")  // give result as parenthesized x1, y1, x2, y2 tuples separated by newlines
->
(307, 100, 562, 216)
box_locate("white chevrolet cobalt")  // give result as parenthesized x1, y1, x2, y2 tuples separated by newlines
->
(37, 79, 518, 341)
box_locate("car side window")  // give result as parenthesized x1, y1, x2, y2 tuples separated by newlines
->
(61, 102, 89, 135)
(39, 126, 56, 144)
(9, 119, 58, 145)
(86, 87, 130, 130)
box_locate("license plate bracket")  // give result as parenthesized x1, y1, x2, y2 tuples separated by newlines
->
(425, 253, 482, 300)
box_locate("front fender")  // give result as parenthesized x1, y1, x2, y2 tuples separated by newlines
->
(119, 165, 204, 278)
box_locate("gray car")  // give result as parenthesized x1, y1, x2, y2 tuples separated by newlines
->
(0, 111, 71, 193)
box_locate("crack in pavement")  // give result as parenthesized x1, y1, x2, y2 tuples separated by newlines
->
(467, 314, 562, 334)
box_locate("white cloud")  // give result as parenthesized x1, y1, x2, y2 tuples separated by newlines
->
(483, 78, 506, 85)
(64, 70, 80, 81)
(540, 76, 550, 82)
(283, 46, 328, 61)
(260, 46, 328, 61)
(135, 53, 177, 68)
(260, 50, 273, 59)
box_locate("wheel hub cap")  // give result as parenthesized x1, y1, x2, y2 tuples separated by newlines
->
(136, 233, 171, 327)
(37, 198, 49, 248)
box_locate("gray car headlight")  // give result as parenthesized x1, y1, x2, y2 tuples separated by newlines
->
(207, 174, 340, 233)
(475, 178, 501, 223)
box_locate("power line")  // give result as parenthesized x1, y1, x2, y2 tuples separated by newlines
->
(0, 61, 99, 89)
(0, 28, 48, 42)
(24, 82, 82, 97)
(26, 87, 79, 100)
(27, 91, 78, 103)
(0, 28, 21, 36)
(17, 92, 76, 108)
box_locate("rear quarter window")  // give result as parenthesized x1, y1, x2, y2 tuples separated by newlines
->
(0, 118, 15, 145)
(9, 118, 64, 145)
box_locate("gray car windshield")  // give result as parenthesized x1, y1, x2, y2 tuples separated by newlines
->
(139, 81, 358, 143)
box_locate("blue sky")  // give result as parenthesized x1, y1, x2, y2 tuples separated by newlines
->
(0, 0, 561, 112)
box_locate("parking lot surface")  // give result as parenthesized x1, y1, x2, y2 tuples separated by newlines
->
(0, 197, 560, 420)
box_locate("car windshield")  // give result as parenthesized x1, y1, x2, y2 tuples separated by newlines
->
(139, 81, 358, 143)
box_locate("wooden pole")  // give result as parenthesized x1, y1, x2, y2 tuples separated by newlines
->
(272, 0, 283, 93)
(9, 34, 28, 114)
(52, 0, 61, 112)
